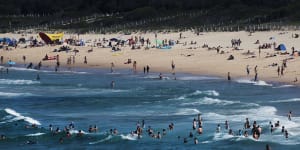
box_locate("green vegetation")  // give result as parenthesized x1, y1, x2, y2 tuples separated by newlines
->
(0, 0, 300, 32)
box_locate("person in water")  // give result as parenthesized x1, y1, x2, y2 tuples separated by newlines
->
(216, 124, 221, 133)
(227, 72, 231, 81)
(288, 111, 292, 121)
(194, 138, 198, 144)
(159, 73, 163, 80)
(111, 81, 115, 88)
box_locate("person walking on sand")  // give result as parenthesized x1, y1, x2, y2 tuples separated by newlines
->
(133, 61, 137, 73)
(22, 55, 26, 65)
(246, 65, 250, 76)
(281, 65, 284, 76)
(171, 60, 175, 74)
(111, 62, 115, 73)
(254, 65, 258, 74)
(84, 56, 87, 64)
(146, 65, 150, 74)
(227, 72, 231, 81)
(277, 66, 280, 77)
(254, 72, 258, 81)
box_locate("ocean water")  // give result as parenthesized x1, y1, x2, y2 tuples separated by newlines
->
(0, 65, 299, 149)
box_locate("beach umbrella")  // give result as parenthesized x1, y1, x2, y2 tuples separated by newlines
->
(110, 38, 119, 42)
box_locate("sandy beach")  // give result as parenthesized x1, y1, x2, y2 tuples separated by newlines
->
(1, 31, 300, 85)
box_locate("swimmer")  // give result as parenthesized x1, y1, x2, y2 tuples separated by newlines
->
(194, 138, 198, 144)
(228, 129, 233, 135)
(275, 121, 280, 127)
(49, 124, 53, 132)
(162, 129, 167, 136)
(183, 137, 188, 143)
(245, 118, 250, 129)
(281, 126, 285, 133)
(77, 130, 84, 137)
(257, 125, 262, 134)
(193, 118, 197, 130)
(238, 129, 242, 136)
(189, 132, 193, 138)
(216, 124, 221, 133)
(285, 130, 288, 139)
(288, 111, 292, 121)
(197, 113, 202, 122)
(198, 125, 203, 134)
(244, 131, 249, 137)
(159, 73, 163, 80)
(225, 120, 229, 130)
(157, 132, 161, 139)
(111, 81, 115, 88)
(113, 128, 118, 135)
(270, 125, 274, 133)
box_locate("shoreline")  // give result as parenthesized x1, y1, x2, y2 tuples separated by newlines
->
(0, 31, 299, 86)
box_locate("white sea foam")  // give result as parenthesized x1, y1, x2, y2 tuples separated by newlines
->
(170, 90, 220, 101)
(120, 134, 139, 141)
(89, 135, 113, 144)
(174, 108, 200, 115)
(4, 108, 41, 125)
(181, 97, 238, 106)
(25, 133, 45, 136)
(0, 92, 34, 97)
(0, 79, 40, 85)
(191, 90, 220, 96)
(235, 78, 272, 86)
(177, 76, 220, 81)
(273, 85, 295, 88)
(270, 98, 300, 103)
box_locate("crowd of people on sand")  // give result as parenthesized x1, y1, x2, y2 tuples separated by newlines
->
(0, 110, 293, 150)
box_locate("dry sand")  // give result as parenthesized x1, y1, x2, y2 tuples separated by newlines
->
(1, 31, 300, 85)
